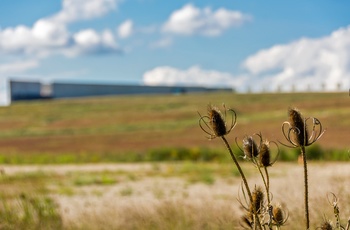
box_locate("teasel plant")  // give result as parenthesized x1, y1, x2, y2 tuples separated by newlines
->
(318, 192, 350, 230)
(239, 186, 288, 230)
(240, 186, 265, 229)
(237, 133, 287, 229)
(198, 104, 263, 230)
(280, 108, 325, 229)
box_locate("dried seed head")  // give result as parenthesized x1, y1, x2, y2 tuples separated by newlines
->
(250, 186, 264, 214)
(272, 205, 284, 225)
(288, 108, 308, 146)
(243, 136, 259, 159)
(208, 106, 227, 137)
(259, 140, 271, 167)
(199, 104, 236, 139)
(319, 220, 333, 230)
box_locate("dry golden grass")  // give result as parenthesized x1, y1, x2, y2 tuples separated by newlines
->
(2, 162, 348, 229)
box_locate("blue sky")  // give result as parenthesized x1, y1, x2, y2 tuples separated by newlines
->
(0, 0, 350, 94)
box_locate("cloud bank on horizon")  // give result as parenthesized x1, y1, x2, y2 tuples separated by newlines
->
(0, 0, 349, 92)
(145, 25, 350, 92)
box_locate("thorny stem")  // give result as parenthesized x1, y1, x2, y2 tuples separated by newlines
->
(264, 167, 271, 205)
(335, 209, 341, 230)
(254, 159, 272, 229)
(263, 167, 273, 230)
(255, 163, 271, 205)
(259, 166, 273, 230)
(252, 155, 272, 229)
(221, 136, 263, 230)
(301, 145, 310, 230)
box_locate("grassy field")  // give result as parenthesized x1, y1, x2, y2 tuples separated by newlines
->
(0, 91, 349, 163)
(0, 92, 349, 229)
(0, 162, 349, 229)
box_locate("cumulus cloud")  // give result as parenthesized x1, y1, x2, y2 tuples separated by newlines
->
(242, 26, 350, 91)
(52, 0, 119, 24)
(143, 26, 350, 92)
(0, 0, 122, 57)
(143, 65, 244, 88)
(67, 29, 120, 55)
(0, 20, 70, 56)
(0, 23, 121, 57)
(118, 20, 134, 39)
(162, 4, 251, 36)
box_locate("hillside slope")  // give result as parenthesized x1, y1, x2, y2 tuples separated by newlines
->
(0, 92, 348, 163)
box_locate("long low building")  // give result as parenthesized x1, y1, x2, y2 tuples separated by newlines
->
(8, 80, 233, 103)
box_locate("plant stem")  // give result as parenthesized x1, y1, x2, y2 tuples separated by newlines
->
(255, 162, 273, 229)
(301, 146, 310, 229)
(264, 167, 270, 204)
(263, 167, 273, 230)
(221, 136, 263, 230)
(255, 163, 270, 205)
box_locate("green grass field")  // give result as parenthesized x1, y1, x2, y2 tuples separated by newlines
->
(0, 91, 349, 163)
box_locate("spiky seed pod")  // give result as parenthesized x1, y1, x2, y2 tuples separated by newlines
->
(319, 220, 333, 230)
(250, 186, 264, 214)
(208, 106, 227, 137)
(259, 140, 271, 167)
(243, 136, 259, 159)
(288, 108, 308, 146)
(272, 205, 284, 225)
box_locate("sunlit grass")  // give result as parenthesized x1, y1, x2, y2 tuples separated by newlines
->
(0, 92, 348, 228)
(0, 92, 348, 163)
(0, 162, 347, 229)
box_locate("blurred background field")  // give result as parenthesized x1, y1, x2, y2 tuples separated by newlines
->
(0, 92, 349, 229)
(0, 92, 348, 164)
(0, 162, 349, 229)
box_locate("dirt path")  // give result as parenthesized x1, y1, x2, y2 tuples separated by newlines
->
(0, 163, 154, 175)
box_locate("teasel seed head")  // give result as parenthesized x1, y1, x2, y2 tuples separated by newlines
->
(288, 108, 308, 146)
(250, 186, 264, 214)
(281, 107, 325, 148)
(198, 104, 237, 139)
(319, 220, 333, 230)
(259, 140, 271, 167)
(243, 136, 259, 159)
(272, 205, 284, 225)
(208, 106, 227, 137)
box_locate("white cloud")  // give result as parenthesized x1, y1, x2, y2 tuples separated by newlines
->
(0, 0, 121, 84)
(242, 26, 350, 91)
(0, 19, 70, 56)
(0, 23, 121, 57)
(162, 4, 251, 36)
(32, 20, 70, 46)
(143, 26, 350, 92)
(52, 0, 119, 24)
(0, 59, 39, 75)
(143, 65, 243, 89)
(0, 0, 122, 57)
(118, 20, 134, 39)
(67, 29, 120, 56)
